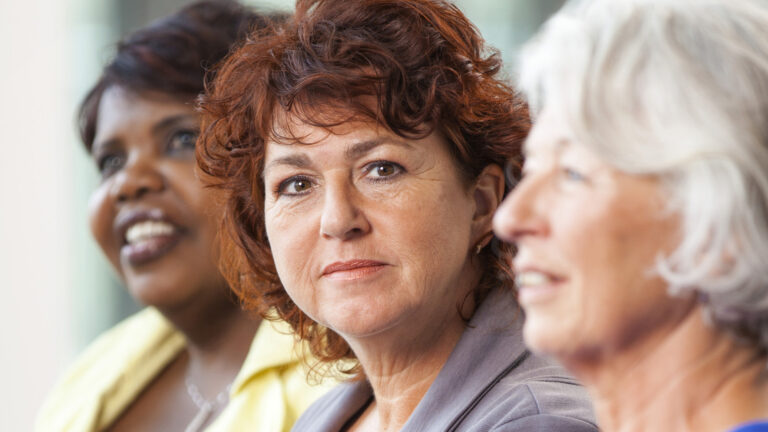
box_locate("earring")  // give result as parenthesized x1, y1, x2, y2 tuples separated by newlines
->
(474, 232, 493, 255)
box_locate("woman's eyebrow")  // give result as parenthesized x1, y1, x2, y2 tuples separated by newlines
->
(264, 153, 313, 173)
(91, 138, 119, 157)
(152, 114, 197, 134)
(345, 137, 413, 160)
(264, 137, 413, 175)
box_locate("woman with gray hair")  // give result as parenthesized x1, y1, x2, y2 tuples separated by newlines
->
(493, 0, 768, 431)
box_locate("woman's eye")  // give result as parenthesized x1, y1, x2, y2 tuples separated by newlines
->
(364, 161, 404, 180)
(168, 129, 198, 152)
(561, 167, 587, 182)
(277, 176, 314, 196)
(98, 154, 126, 177)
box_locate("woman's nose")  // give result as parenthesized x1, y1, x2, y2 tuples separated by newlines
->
(493, 177, 548, 244)
(110, 154, 165, 202)
(320, 180, 371, 241)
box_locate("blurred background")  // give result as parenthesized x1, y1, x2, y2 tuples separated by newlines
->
(0, 0, 564, 429)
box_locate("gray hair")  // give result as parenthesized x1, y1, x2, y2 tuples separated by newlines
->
(518, 0, 768, 352)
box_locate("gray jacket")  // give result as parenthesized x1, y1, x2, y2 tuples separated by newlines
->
(292, 287, 598, 431)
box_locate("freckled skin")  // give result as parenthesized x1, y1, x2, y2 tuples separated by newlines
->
(263, 120, 485, 348)
(493, 107, 688, 365)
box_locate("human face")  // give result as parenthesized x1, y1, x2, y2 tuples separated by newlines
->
(493, 108, 689, 363)
(88, 87, 227, 308)
(263, 120, 488, 344)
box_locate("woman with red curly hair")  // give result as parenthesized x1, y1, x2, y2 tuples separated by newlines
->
(198, 0, 596, 430)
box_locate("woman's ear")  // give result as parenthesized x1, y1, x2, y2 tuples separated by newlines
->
(472, 164, 505, 231)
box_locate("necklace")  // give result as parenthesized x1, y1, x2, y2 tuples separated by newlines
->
(183, 376, 233, 432)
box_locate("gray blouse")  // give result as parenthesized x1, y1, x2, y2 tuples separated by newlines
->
(291, 287, 598, 431)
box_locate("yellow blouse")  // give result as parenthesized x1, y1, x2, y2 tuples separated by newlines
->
(35, 308, 333, 432)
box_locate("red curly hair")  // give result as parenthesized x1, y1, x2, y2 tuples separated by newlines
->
(197, 0, 529, 373)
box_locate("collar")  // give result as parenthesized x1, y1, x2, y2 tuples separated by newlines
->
(309, 379, 375, 431)
(230, 318, 305, 395)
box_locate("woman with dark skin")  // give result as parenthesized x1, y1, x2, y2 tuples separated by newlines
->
(36, 2, 329, 431)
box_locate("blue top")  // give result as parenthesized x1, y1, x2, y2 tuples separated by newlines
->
(730, 421, 768, 432)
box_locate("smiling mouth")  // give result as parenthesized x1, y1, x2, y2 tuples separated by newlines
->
(322, 260, 388, 281)
(514, 270, 564, 305)
(121, 220, 183, 266)
(515, 271, 553, 288)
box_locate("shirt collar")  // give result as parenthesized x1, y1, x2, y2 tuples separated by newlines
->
(230, 317, 304, 395)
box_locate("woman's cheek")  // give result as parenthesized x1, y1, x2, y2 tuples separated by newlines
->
(87, 185, 122, 272)
(266, 204, 318, 286)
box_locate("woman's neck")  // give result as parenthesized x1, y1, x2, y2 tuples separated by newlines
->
(346, 268, 481, 432)
(160, 292, 261, 397)
(569, 307, 768, 432)
(347, 310, 469, 432)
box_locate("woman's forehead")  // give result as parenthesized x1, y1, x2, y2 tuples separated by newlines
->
(264, 124, 416, 163)
(268, 109, 402, 145)
(524, 109, 573, 157)
(92, 87, 196, 150)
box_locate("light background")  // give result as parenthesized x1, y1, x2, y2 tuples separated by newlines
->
(0, 0, 564, 429)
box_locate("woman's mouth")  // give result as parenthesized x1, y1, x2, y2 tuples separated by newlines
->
(322, 259, 388, 281)
(514, 269, 565, 306)
(121, 220, 182, 266)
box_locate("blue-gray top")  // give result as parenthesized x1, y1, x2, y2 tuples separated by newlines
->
(291, 287, 598, 431)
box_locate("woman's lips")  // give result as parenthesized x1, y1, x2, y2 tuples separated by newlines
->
(121, 232, 182, 266)
(514, 268, 566, 306)
(322, 259, 388, 281)
(120, 219, 183, 266)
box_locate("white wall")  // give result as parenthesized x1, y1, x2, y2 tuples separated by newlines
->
(0, 0, 114, 429)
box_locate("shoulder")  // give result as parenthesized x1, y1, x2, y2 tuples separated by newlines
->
(729, 422, 768, 432)
(73, 307, 173, 358)
(53, 308, 180, 385)
(459, 355, 598, 432)
(478, 378, 598, 431)
(40, 307, 177, 398)
(35, 308, 184, 432)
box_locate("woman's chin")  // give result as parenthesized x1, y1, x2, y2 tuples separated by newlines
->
(307, 290, 411, 339)
(329, 318, 401, 341)
(127, 287, 183, 309)
(124, 275, 202, 310)
(319, 306, 408, 342)
(522, 315, 575, 358)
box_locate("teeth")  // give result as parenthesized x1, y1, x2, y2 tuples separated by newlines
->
(514, 271, 551, 288)
(125, 221, 176, 245)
